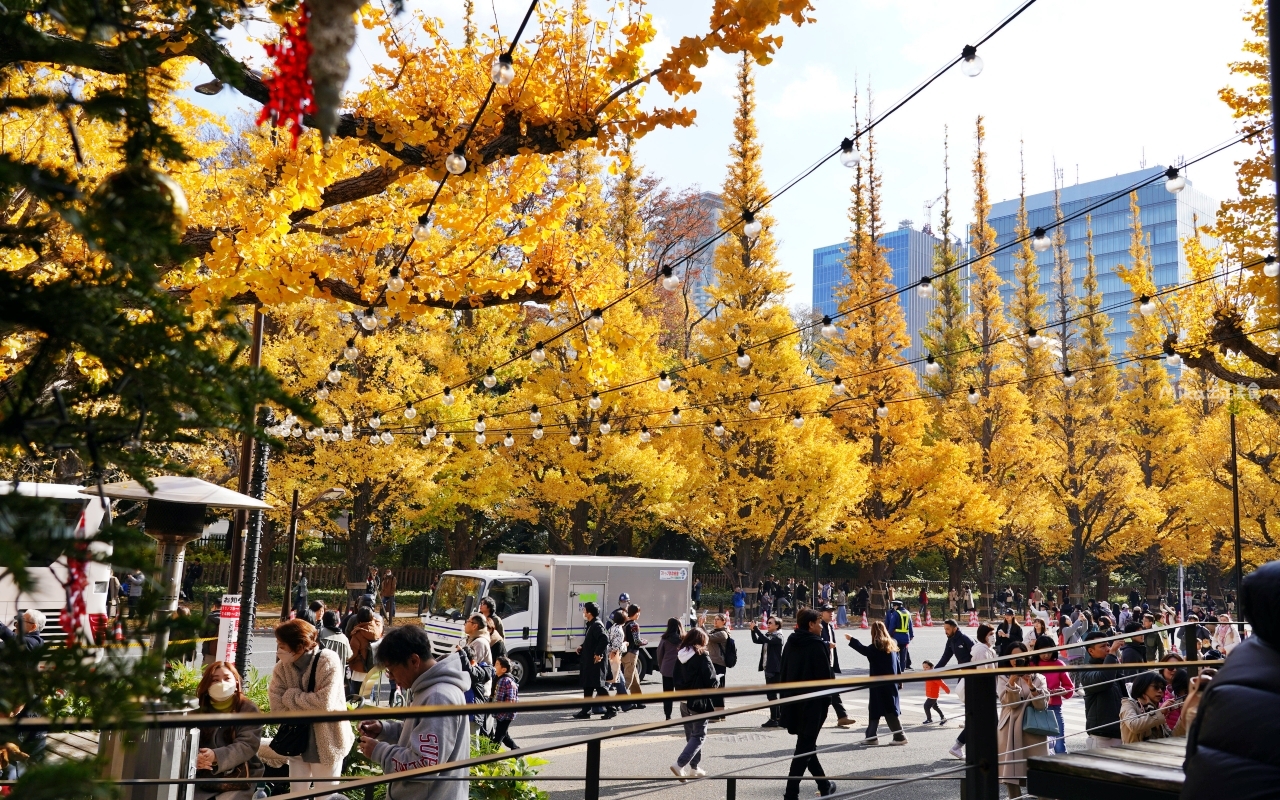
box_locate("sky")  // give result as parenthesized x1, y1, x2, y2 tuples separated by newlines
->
(184, 0, 1254, 309)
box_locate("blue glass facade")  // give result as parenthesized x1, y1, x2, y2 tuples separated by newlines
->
(988, 167, 1216, 356)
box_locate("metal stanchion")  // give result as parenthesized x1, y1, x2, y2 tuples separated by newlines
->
(965, 672, 998, 800)
(585, 738, 601, 800)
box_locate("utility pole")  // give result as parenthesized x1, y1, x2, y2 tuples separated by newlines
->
(229, 308, 265, 593)
(1230, 410, 1244, 604)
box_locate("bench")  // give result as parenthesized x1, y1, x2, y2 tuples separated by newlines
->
(1026, 736, 1185, 800)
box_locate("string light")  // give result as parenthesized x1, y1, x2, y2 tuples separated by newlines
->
(284, 414, 297, 428)
(1265, 255, 1279, 278)
(960, 44, 983, 77)
(533, 425, 544, 440)
(736, 346, 751, 369)
(749, 394, 762, 414)
(839, 137, 861, 168)
(369, 434, 380, 446)
(742, 210, 762, 238)
(599, 417, 611, 435)
(503, 432, 515, 447)
(369, 414, 382, 429)
(531, 343, 546, 363)
(316, 384, 330, 401)
(569, 431, 581, 446)
(1164, 342, 1182, 367)
(924, 354, 941, 376)
(483, 368, 497, 389)
(327, 364, 342, 384)
(791, 411, 804, 428)
(491, 53, 515, 86)
(475, 415, 486, 433)
(387, 266, 405, 293)
(670, 407, 682, 424)
(1139, 295, 1157, 315)
(425, 421, 437, 439)
(588, 391, 602, 410)
(587, 309, 604, 332)
(1032, 227, 1051, 252)
(639, 426, 651, 443)
(419, 434, 432, 446)
(658, 372, 671, 392)
(342, 429, 353, 441)
(917, 277, 934, 300)
(445, 147, 467, 175)
(661, 266, 681, 291)
(341, 423, 353, 437)
(1164, 166, 1186, 194)
(713, 420, 725, 437)
(475, 432, 487, 445)
(413, 221, 430, 242)
(529, 405, 542, 424)
(832, 377, 846, 396)
(876, 400, 889, 419)
(344, 339, 359, 361)
(967, 386, 980, 405)
(404, 404, 417, 420)
(360, 308, 378, 331)
(1062, 370, 1077, 387)
(380, 431, 393, 445)
(1027, 328, 1045, 349)
(443, 433, 454, 447)
(820, 315, 838, 339)
(442, 387, 455, 406)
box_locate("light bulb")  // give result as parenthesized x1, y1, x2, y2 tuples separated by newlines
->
(1027, 328, 1045, 349)
(960, 44, 983, 77)
(925, 355, 941, 376)
(587, 309, 604, 332)
(599, 419, 611, 435)
(531, 343, 546, 363)
(291, 426, 303, 438)
(387, 267, 405, 293)
(1139, 296, 1157, 316)
(1164, 166, 1186, 194)
(533, 425, 544, 440)
(670, 408, 682, 425)
(1062, 371, 1077, 388)
(792, 412, 804, 429)
(569, 432, 581, 446)
(419, 434, 431, 446)
(658, 372, 671, 392)
(1032, 227, 1051, 252)
(565, 343, 578, 361)
(344, 339, 359, 361)
(443, 433, 454, 447)
(316, 385, 329, 401)
(341, 424, 354, 436)
(360, 308, 378, 331)
(491, 53, 515, 86)
(639, 427, 651, 443)
(404, 405, 417, 420)
(839, 137, 860, 168)
(413, 221, 430, 242)
(713, 420, 725, 437)
(475, 432, 487, 445)
(475, 416, 486, 433)
(369, 414, 381, 429)
(442, 388, 455, 406)
(876, 401, 889, 419)
(967, 387, 980, 405)
(1265, 256, 1280, 278)
(370, 434, 380, 445)
(328, 367, 342, 384)
(749, 394, 762, 414)
(380, 431, 393, 444)
(917, 277, 934, 300)
(832, 378, 846, 396)
(283, 414, 297, 428)
(736, 346, 751, 369)
(305, 428, 316, 440)
(342, 430, 353, 441)
(482, 368, 496, 389)
(588, 391, 602, 410)
(1167, 352, 1182, 367)
(530, 406, 542, 424)
(820, 315, 838, 339)
(661, 268, 680, 291)
(742, 210, 762, 238)
(445, 149, 467, 175)
(503, 432, 515, 447)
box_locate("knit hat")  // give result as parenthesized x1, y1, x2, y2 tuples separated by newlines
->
(1241, 560, 1280, 645)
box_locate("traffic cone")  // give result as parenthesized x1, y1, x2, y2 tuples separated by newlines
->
(860, 612, 869, 629)
(113, 619, 124, 642)
(913, 611, 923, 628)
(968, 610, 978, 628)
(924, 609, 934, 627)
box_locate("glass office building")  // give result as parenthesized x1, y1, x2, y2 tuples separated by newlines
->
(988, 166, 1216, 357)
(683, 192, 725, 316)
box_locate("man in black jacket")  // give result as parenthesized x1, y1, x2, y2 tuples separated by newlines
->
(1118, 621, 1148, 677)
(933, 620, 975, 669)
(780, 609, 836, 799)
(819, 606, 856, 728)
(751, 617, 784, 727)
(1183, 560, 1280, 799)
(994, 609, 1022, 657)
(1079, 631, 1124, 748)
(573, 602, 615, 720)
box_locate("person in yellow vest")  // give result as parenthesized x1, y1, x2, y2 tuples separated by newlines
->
(885, 600, 914, 671)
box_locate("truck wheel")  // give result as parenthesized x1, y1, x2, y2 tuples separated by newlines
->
(511, 652, 536, 690)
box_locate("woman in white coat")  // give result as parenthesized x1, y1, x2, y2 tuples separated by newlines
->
(268, 618, 354, 794)
(996, 642, 1049, 798)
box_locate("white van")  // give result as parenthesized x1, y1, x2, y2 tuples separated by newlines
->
(0, 482, 111, 644)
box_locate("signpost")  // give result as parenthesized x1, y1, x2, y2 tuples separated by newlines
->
(216, 594, 241, 664)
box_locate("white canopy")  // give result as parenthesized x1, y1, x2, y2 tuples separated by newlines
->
(0, 481, 96, 500)
(80, 476, 272, 510)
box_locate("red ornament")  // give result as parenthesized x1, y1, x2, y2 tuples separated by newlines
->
(256, 1, 315, 148)
(60, 542, 88, 640)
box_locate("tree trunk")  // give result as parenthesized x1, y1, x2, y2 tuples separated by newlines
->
(1144, 544, 1164, 604)
(1095, 565, 1111, 604)
(981, 533, 997, 619)
(569, 500, 591, 554)
(1070, 533, 1086, 604)
(1023, 554, 1042, 602)
(944, 550, 965, 594)
(346, 479, 373, 588)
(869, 559, 891, 617)
(256, 519, 279, 601)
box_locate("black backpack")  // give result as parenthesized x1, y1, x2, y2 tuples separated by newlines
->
(722, 635, 738, 668)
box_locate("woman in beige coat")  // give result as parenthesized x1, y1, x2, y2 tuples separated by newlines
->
(996, 642, 1049, 798)
(268, 618, 354, 795)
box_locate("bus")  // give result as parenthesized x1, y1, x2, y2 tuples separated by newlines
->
(0, 482, 112, 644)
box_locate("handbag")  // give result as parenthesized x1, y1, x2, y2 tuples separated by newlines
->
(1022, 704, 1059, 737)
(195, 759, 249, 793)
(688, 697, 714, 715)
(272, 652, 321, 757)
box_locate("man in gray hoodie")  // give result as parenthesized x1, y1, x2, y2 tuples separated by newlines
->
(358, 627, 470, 800)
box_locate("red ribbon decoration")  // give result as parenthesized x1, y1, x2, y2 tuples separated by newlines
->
(256, 1, 315, 148)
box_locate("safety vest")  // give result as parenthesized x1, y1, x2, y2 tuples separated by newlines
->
(892, 610, 910, 635)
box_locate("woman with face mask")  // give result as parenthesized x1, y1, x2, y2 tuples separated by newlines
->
(267, 618, 354, 794)
(194, 662, 263, 800)
(996, 643, 1049, 797)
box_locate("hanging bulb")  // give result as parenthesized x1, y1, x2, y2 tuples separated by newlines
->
(291, 426, 303, 438)
(475, 415, 487, 433)
(749, 394, 762, 414)
(380, 431, 394, 445)
(742, 210, 762, 238)
(342, 429, 353, 441)
(341, 423, 354, 437)
(875, 400, 889, 419)
(658, 372, 671, 392)
(475, 432, 487, 445)
(491, 53, 515, 86)
(736, 346, 752, 369)
(1062, 370, 1077, 388)
(670, 407, 682, 425)
(316, 385, 329, 401)
(483, 368, 497, 389)
(283, 414, 297, 428)
(369, 434, 380, 446)
(838, 137, 861, 168)
(1027, 328, 1045, 349)
(503, 432, 515, 447)
(445, 147, 467, 175)
(531, 343, 546, 363)
(832, 378, 846, 396)
(327, 365, 342, 384)
(925, 354, 941, 376)
(1264, 255, 1280, 278)
(565, 342, 579, 361)
(413, 220, 430, 242)
(588, 391, 602, 410)
(967, 387, 980, 405)
(533, 425, 544, 440)
(661, 266, 681, 291)
(1165, 342, 1183, 367)
(1138, 295, 1157, 316)
(442, 387, 455, 406)
(587, 309, 604, 332)
(305, 428, 316, 440)
(713, 420, 725, 437)
(791, 411, 804, 429)
(1031, 227, 1051, 252)
(419, 434, 432, 446)
(960, 44, 983, 77)
(530, 406, 542, 425)
(344, 339, 360, 361)
(917, 277, 935, 300)
(360, 308, 378, 331)
(569, 431, 581, 446)
(820, 315, 838, 339)
(424, 421, 437, 438)
(443, 433, 454, 447)
(387, 266, 405, 293)
(404, 404, 417, 420)
(599, 417, 611, 435)
(639, 426, 651, 443)
(1164, 166, 1186, 194)
(369, 414, 381, 429)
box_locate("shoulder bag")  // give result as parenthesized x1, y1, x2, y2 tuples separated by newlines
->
(272, 652, 321, 757)
(1021, 703, 1059, 737)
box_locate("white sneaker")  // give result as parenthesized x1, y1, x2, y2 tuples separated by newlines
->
(670, 763, 689, 783)
(947, 743, 965, 760)
(689, 767, 707, 778)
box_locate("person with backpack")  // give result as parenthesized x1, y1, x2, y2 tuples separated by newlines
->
(670, 628, 717, 780)
(620, 604, 647, 709)
(486, 657, 520, 750)
(699, 613, 734, 720)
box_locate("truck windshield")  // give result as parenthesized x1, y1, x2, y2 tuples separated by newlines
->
(431, 575, 485, 619)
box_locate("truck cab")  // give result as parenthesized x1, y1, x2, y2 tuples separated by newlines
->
(419, 569, 539, 686)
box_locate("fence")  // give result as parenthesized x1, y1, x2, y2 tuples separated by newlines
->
(4, 621, 1229, 800)
(196, 563, 444, 592)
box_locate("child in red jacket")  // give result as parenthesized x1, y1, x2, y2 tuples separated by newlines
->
(921, 660, 950, 724)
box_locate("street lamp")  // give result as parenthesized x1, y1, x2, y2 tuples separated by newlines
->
(281, 486, 347, 620)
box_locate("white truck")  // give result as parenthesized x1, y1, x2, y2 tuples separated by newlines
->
(419, 554, 694, 687)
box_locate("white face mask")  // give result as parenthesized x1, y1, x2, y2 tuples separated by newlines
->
(986, 634, 996, 646)
(277, 645, 296, 663)
(208, 679, 237, 701)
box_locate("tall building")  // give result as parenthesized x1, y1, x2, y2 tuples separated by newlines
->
(812, 221, 961, 376)
(683, 192, 724, 316)
(988, 166, 1216, 357)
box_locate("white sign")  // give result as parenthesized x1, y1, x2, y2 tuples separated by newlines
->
(659, 568, 688, 582)
(216, 593, 241, 663)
